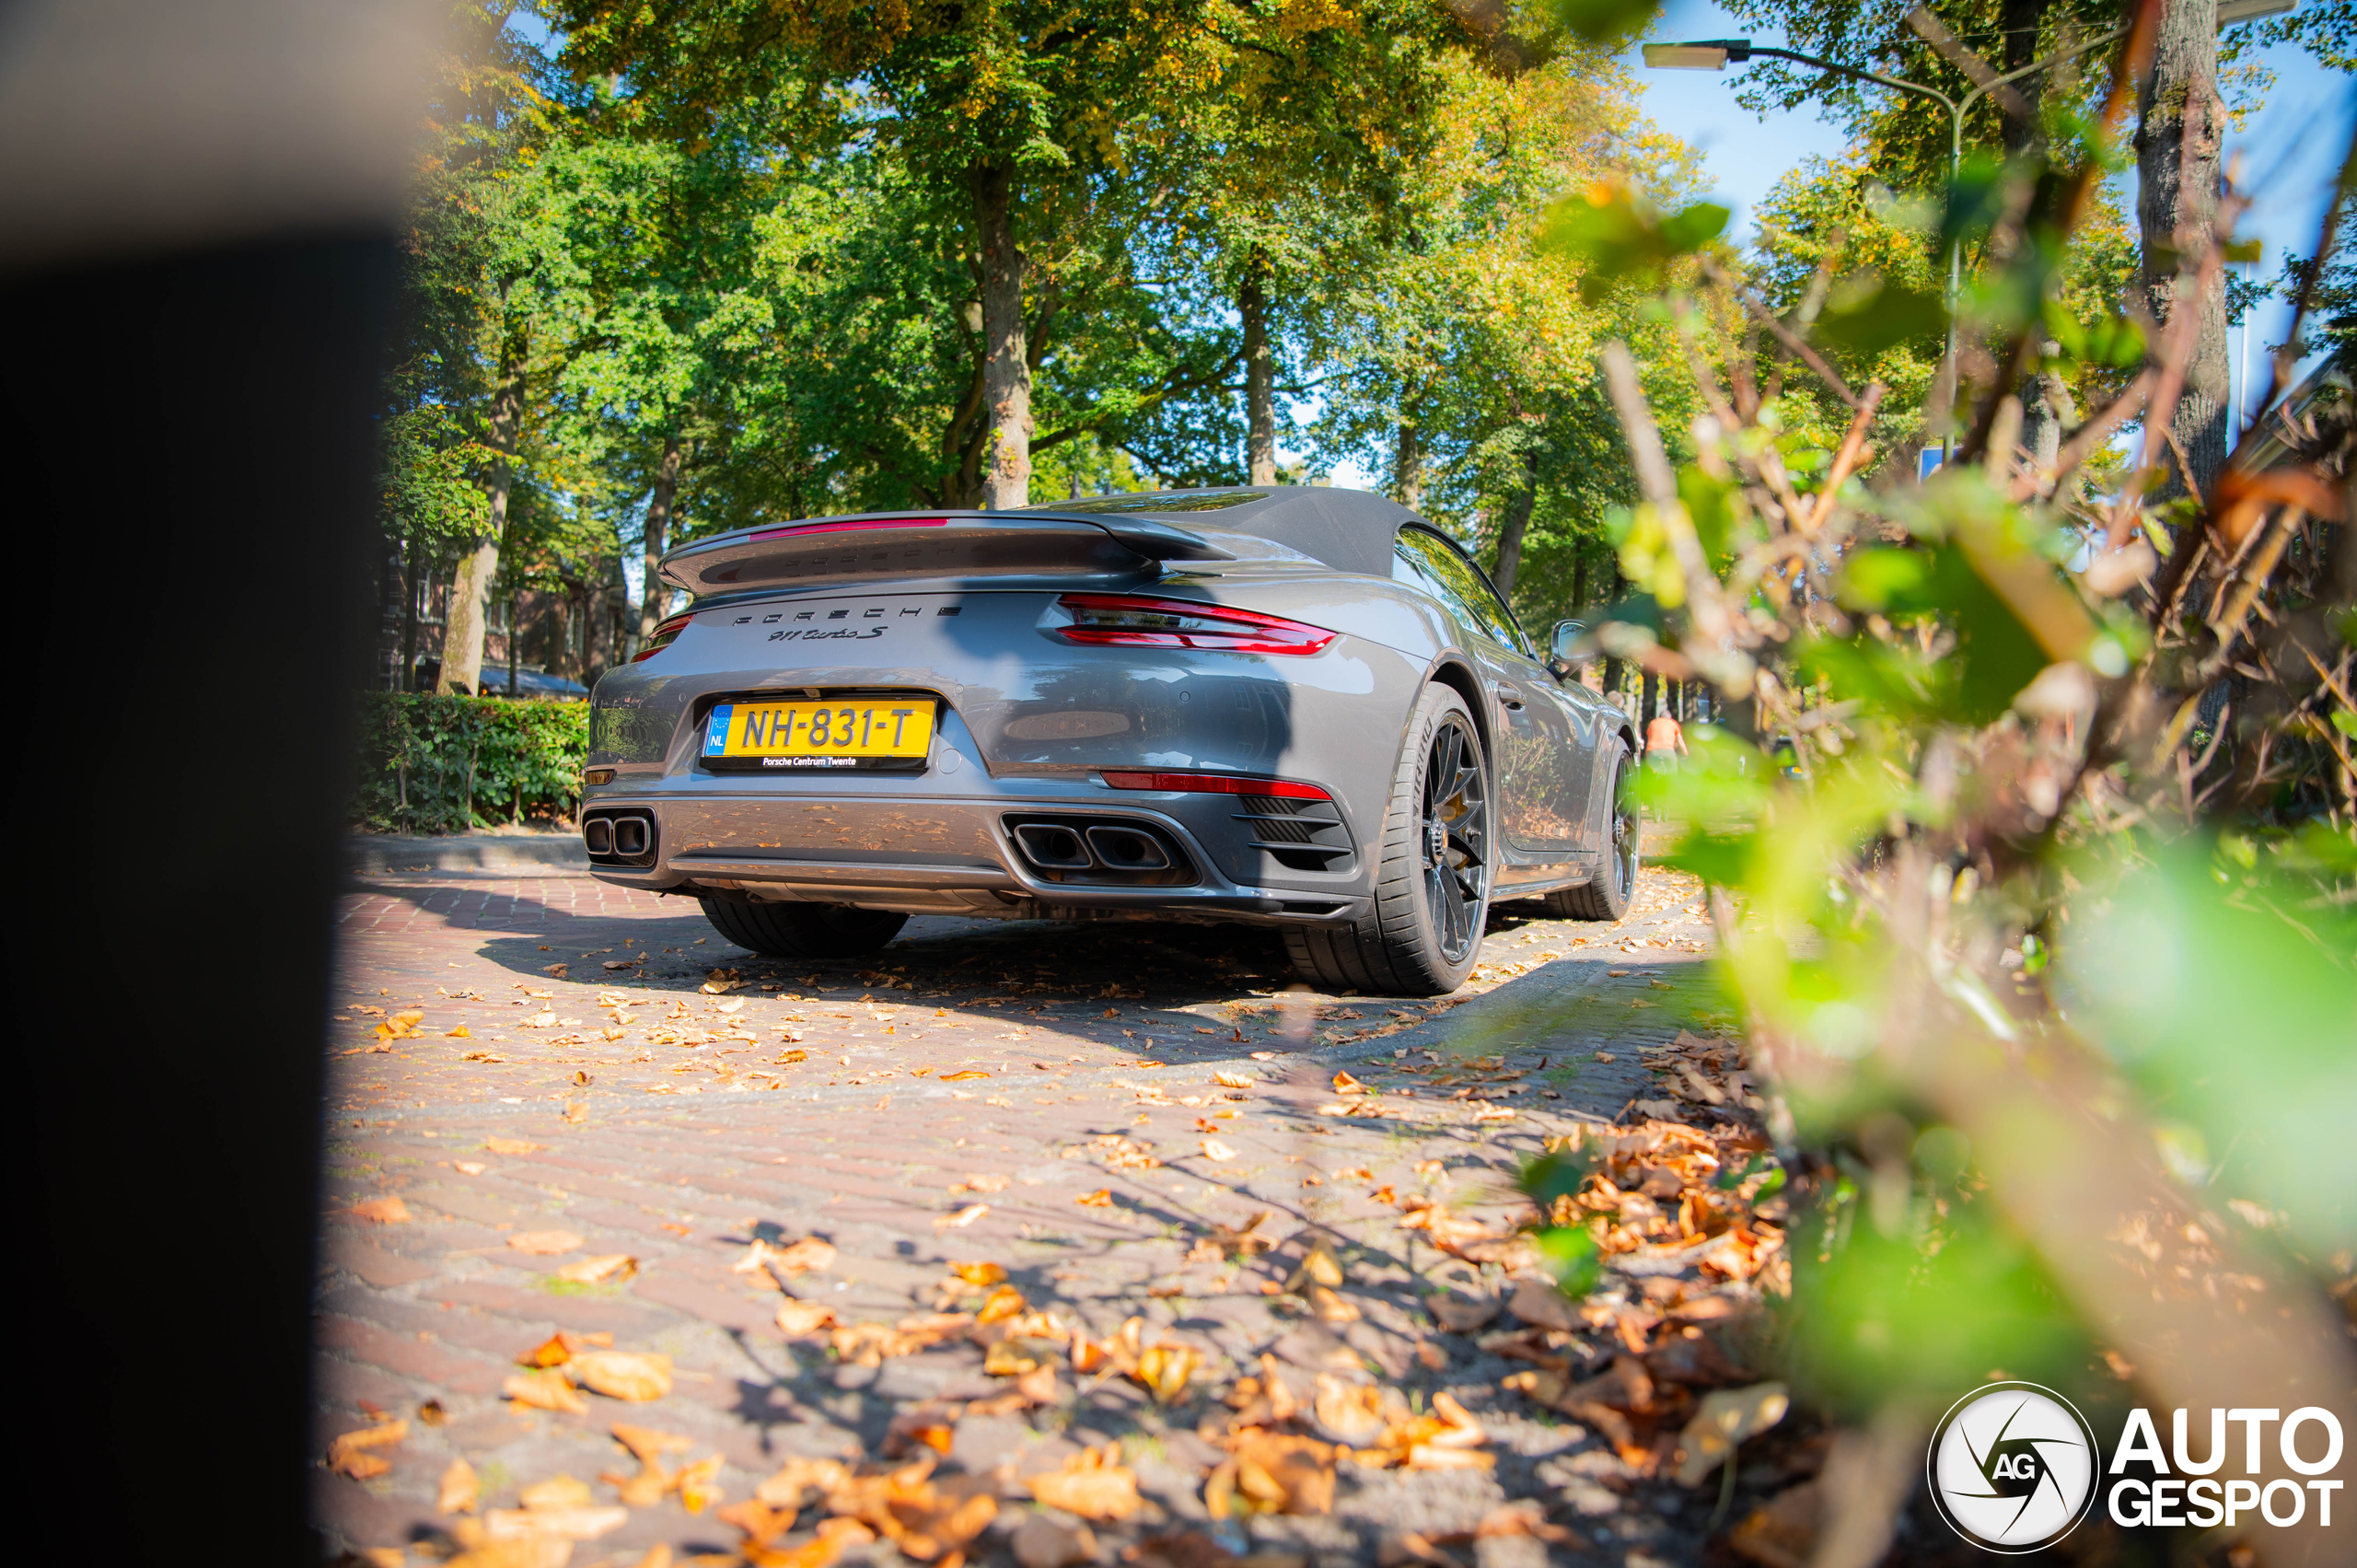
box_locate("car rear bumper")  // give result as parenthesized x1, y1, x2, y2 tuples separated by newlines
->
(579, 786, 1373, 926)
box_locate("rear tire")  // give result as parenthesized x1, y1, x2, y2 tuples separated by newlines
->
(1539, 738, 1637, 922)
(698, 897, 907, 959)
(1285, 684, 1492, 996)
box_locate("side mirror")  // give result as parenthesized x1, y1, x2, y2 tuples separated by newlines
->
(1548, 619, 1593, 676)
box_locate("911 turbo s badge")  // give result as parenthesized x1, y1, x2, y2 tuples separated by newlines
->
(768, 626, 888, 642)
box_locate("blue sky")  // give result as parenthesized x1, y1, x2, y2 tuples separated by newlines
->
(1635, 0, 2353, 424)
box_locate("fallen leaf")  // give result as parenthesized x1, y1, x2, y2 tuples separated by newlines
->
(484, 1138, 543, 1156)
(938, 1203, 989, 1228)
(1027, 1442, 1141, 1521)
(1672, 1381, 1791, 1487)
(974, 1283, 1029, 1324)
(1205, 1430, 1336, 1517)
(1729, 1480, 1822, 1568)
(676, 1452, 725, 1512)
(504, 1369, 588, 1414)
(1010, 1513, 1098, 1568)
(446, 1025, 473, 1039)
(454, 1161, 488, 1176)
(506, 1231, 586, 1256)
(1509, 1278, 1577, 1333)
(754, 1455, 853, 1511)
(1213, 1071, 1255, 1089)
(1200, 1138, 1238, 1163)
(438, 1457, 481, 1514)
(485, 1505, 629, 1542)
(1330, 1070, 1366, 1095)
(770, 1237, 838, 1274)
(946, 1260, 1005, 1286)
(327, 1420, 408, 1479)
(520, 1474, 595, 1510)
(557, 1253, 638, 1284)
(1198, 1211, 1275, 1260)
(776, 1300, 841, 1336)
(1283, 1241, 1344, 1293)
(825, 1454, 997, 1562)
(1306, 1284, 1360, 1322)
(351, 1196, 411, 1225)
(569, 1351, 674, 1401)
(938, 1070, 991, 1082)
(613, 1424, 693, 1463)
(1075, 1189, 1113, 1207)
(1429, 1294, 1499, 1333)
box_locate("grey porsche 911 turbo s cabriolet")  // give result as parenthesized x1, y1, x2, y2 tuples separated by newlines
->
(580, 485, 1639, 995)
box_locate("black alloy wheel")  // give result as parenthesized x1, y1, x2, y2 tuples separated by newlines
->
(1283, 682, 1493, 996)
(1420, 715, 1490, 964)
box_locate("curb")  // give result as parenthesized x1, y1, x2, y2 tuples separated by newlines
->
(349, 832, 587, 877)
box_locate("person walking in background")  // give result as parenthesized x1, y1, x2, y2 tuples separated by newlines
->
(1644, 706, 1687, 771)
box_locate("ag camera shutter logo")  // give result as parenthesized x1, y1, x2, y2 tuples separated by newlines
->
(1927, 1382, 2102, 1552)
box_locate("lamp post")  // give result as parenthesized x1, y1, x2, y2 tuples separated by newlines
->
(1642, 0, 2293, 454)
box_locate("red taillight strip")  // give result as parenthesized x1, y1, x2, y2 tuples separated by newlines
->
(749, 517, 949, 540)
(1053, 593, 1334, 656)
(631, 611, 694, 662)
(1100, 770, 1332, 802)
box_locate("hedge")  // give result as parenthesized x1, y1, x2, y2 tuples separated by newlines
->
(354, 692, 589, 834)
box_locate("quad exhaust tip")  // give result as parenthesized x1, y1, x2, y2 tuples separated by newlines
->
(585, 812, 654, 861)
(1013, 822, 1092, 869)
(1007, 817, 1188, 881)
(1085, 824, 1170, 870)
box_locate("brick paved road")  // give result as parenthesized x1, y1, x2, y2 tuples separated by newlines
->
(317, 854, 1736, 1566)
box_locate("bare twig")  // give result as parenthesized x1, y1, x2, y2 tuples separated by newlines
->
(1703, 261, 1859, 408)
(1804, 382, 1887, 532)
(1905, 6, 2032, 120)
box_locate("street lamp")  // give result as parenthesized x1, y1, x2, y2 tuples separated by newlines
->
(1643, 0, 2295, 450)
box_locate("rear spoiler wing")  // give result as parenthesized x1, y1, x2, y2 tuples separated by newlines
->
(659, 511, 1235, 596)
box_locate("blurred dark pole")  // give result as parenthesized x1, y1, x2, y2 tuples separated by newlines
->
(1, 1, 429, 1557)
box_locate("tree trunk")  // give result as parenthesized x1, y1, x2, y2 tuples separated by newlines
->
(401, 527, 425, 691)
(1393, 403, 1424, 513)
(440, 335, 522, 695)
(974, 159, 1031, 510)
(2136, 0, 2231, 503)
(637, 431, 683, 646)
(1241, 251, 1277, 485)
(1998, 0, 2049, 151)
(505, 588, 519, 696)
(2002, 0, 2074, 475)
(1492, 457, 1537, 599)
(1600, 560, 1626, 715)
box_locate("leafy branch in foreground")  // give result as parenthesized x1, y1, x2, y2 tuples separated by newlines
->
(1539, 11, 2357, 1564)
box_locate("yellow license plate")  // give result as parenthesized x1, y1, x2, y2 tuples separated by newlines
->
(702, 699, 936, 770)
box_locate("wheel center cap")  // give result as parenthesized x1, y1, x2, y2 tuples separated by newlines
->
(1424, 819, 1448, 865)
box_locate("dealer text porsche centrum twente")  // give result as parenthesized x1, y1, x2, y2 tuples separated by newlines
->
(581, 487, 1639, 995)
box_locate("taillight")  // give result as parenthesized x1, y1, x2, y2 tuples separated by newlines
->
(1054, 594, 1334, 656)
(1101, 771, 1332, 801)
(633, 612, 693, 662)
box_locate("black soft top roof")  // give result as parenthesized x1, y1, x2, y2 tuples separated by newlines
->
(1014, 486, 1418, 577)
